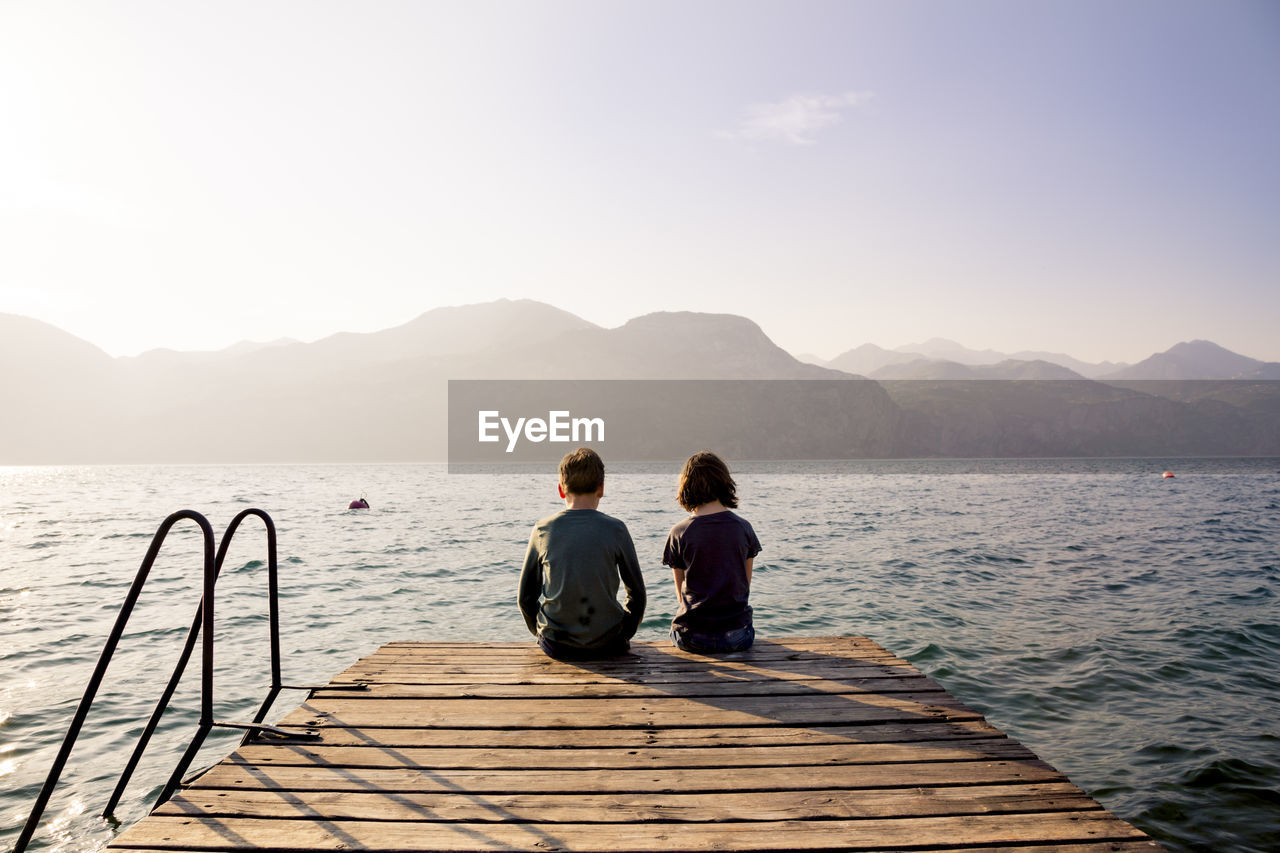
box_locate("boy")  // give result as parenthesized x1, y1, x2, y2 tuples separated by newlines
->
(518, 447, 646, 659)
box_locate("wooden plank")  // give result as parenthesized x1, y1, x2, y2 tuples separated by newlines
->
(357, 649, 910, 666)
(336, 662, 919, 683)
(186, 759, 1068, 794)
(287, 718, 1007, 748)
(358, 643, 906, 657)
(109, 811, 1154, 851)
(378, 637, 891, 653)
(355, 650, 906, 666)
(342, 639, 917, 677)
(280, 692, 982, 730)
(228, 737, 1036, 770)
(156, 782, 1099, 822)
(917, 846, 1164, 852)
(314, 673, 947, 699)
(112, 844, 1163, 853)
(343, 656, 913, 674)
(373, 637, 880, 645)
(345, 649, 914, 664)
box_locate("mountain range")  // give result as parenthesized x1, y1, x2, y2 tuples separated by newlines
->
(818, 338, 1280, 380)
(2, 300, 1277, 462)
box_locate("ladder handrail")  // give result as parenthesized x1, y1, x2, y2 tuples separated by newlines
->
(13, 508, 313, 853)
(104, 508, 283, 816)
(13, 510, 215, 853)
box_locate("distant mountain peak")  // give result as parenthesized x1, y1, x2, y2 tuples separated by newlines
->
(868, 356, 1086, 380)
(897, 336, 995, 352)
(221, 337, 299, 355)
(584, 310, 850, 379)
(401, 297, 599, 330)
(1104, 339, 1280, 380)
(1167, 339, 1234, 355)
(847, 342, 898, 355)
(0, 312, 111, 364)
(898, 336, 964, 350)
(894, 338, 1009, 364)
(620, 310, 764, 331)
(826, 342, 919, 376)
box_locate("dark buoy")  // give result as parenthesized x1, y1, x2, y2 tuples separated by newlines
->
(1162, 471, 1175, 479)
(349, 493, 370, 509)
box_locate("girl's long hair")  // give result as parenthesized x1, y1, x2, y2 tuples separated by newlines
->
(676, 451, 738, 511)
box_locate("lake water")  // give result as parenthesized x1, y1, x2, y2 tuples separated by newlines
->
(2, 459, 1278, 852)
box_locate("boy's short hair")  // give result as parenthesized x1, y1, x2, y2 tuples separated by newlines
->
(676, 450, 739, 511)
(560, 447, 605, 495)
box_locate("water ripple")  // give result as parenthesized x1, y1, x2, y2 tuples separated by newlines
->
(2, 459, 1278, 852)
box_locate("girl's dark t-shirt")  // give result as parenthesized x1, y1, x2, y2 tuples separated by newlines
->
(663, 510, 761, 636)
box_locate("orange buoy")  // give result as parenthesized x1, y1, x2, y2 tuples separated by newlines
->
(1162, 471, 1175, 479)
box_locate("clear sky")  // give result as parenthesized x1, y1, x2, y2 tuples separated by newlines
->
(2, 0, 1278, 363)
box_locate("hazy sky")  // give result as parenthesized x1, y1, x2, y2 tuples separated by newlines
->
(3, 0, 1278, 363)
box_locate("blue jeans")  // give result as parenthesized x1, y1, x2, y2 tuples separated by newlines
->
(537, 634, 630, 660)
(671, 623, 755, 653)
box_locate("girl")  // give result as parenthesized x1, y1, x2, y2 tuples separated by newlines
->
(663, 451, 761, 652)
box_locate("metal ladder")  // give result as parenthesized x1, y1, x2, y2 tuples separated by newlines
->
(13, 508, 363, 853)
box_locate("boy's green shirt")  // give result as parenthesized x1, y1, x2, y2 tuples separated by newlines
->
(518, 508, 646, 648)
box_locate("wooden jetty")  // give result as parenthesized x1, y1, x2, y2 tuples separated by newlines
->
(109, 637, 1161, 851)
